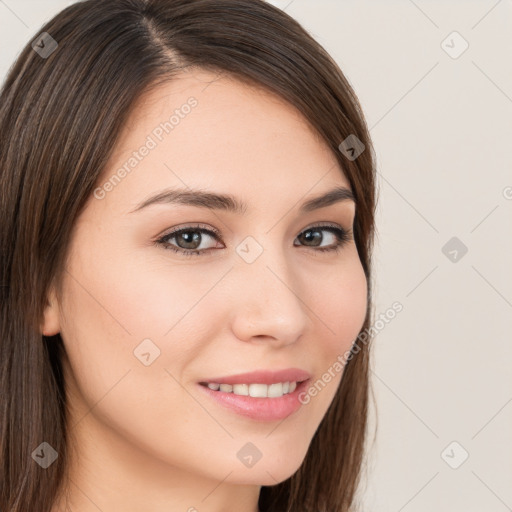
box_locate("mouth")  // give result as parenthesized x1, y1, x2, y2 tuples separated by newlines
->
(197, 373, 312, 422)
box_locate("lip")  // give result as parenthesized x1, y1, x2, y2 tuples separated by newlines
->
(198, 368, 312, 386)
(197, 377, 311, 422)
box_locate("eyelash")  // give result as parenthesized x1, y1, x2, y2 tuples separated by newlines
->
(154, 223, 353, 258)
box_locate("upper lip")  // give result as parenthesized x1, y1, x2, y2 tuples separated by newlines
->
(199, 368, 312, 386)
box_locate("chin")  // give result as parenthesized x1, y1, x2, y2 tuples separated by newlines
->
(227, 456, 305, 486)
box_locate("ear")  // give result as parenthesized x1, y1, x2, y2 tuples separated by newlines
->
(41, 284, 61, 336)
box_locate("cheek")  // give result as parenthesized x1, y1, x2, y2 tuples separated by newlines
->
(65, 225, 214, 342)
(58, 259, 197, 464)
(310, 252, 368, 351)
(298, 253, 367, 402)
(96, 249, 228, 341)
(58, 236, 223, 419)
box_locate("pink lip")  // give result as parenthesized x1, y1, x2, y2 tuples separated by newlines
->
(197, 378, 311, 422)
(198, 368, 311, 385)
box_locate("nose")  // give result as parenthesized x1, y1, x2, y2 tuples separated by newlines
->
(229, 246, 309, 348)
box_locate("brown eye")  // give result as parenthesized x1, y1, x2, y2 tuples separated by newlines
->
(172, 230, 205, 250)
(297, 228, 324, 247)
(157, 225, 222, 257)
(294, 225, 351, 252)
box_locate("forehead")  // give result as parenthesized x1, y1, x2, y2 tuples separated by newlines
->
(94, 68, 351, 216)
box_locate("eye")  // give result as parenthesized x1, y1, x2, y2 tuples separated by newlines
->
(155, 224, 223, 257)
(294, 223, 353, 253)
(155, 222, 353, 257)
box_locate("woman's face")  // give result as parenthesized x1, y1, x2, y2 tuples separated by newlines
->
(44, 69, 367, 490)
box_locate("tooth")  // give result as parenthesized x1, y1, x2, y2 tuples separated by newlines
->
(249, 383, 268, 398)
(210, 381, 297, 396)
(267, 382, 283, 398)
(232, 383, 249, 396)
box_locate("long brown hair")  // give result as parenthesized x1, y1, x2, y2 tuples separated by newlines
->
(0, 1, 377, 510)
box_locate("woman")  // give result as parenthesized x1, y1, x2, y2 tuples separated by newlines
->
(0, 1, 377, 511)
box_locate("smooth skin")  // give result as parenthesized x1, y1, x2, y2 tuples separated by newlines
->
(42, 69, 368, 512)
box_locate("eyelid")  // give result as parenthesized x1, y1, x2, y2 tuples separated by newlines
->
(301, 221, 348, 231)
(156, 222, 221, 240)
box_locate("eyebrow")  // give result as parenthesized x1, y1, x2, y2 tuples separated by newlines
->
(128, 185, 355, 215)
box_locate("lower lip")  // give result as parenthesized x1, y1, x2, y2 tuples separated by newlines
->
(197, 380, 310, 422)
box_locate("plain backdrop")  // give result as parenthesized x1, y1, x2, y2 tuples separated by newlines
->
(1, 1, 511, 511)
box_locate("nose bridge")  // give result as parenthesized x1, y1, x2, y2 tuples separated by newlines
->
(229, 236, 309, 344)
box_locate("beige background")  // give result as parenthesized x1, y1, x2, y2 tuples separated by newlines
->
(1, 1, 511, 510)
